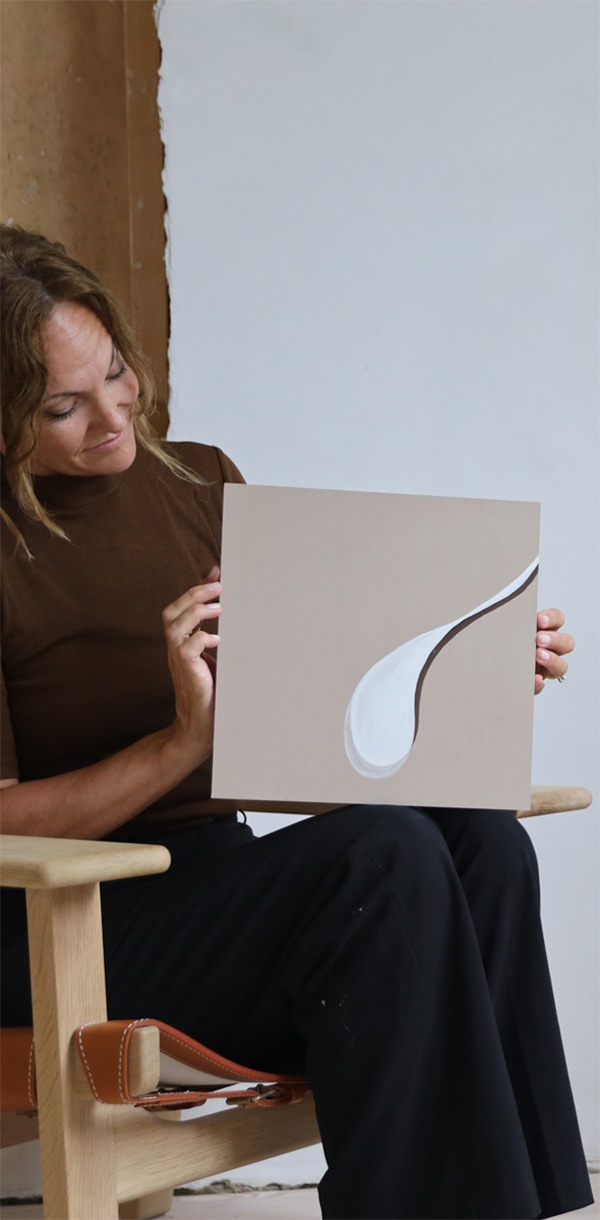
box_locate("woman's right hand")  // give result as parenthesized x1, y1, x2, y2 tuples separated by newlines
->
(0, 566, 224, 840)
(162, 566, 222, 766)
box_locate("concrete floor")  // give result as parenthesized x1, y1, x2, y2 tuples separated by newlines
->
(161, 1183, 600, 1218)
(0, 1177, 597, 1219)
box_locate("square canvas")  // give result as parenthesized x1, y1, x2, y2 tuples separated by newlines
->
(212, 486, 540, 810)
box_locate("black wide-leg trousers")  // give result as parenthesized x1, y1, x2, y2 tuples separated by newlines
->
(1, 805, 592, 1219)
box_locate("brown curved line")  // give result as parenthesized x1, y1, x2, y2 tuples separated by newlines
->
(412, 563, 539, 745)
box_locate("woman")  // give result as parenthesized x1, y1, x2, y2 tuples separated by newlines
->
(0, 225, 591, 1219)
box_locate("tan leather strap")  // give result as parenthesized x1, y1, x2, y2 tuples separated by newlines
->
(139, 1082, 307, 1110)
(1, 1020, 308, 1113)
(76, 1019, 307, 1109)
(0, 1028, 37, 1112)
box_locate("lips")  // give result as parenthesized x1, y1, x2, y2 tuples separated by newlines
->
(87, 430, 126, 452)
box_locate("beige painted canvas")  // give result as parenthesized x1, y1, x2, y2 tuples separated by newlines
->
(212, 486, 540, 810)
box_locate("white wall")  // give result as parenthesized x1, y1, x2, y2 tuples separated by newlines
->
(157, 0, 599, 1166)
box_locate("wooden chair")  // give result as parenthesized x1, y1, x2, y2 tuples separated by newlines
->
(0, 785, 592, 1220)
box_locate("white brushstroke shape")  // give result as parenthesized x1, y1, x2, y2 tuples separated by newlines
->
(345, 557, 539, 779)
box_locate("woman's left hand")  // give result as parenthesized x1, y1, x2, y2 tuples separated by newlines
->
(535, 608, 574, 693)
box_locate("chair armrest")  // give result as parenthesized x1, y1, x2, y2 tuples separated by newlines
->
(516, 785, 593, 819)
(1, 784, 592, 889)
(0, 834, 170, 890)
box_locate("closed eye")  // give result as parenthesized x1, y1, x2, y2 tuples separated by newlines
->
(44, 401, 77, 422)
(108, 361, 127, 382)
(44, 363, 128, 421)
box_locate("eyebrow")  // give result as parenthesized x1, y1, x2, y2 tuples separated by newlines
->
(43, 344, 118, 404)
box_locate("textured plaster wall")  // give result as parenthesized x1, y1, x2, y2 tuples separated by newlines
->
(1, 0, 131, 308)
(0, 0, 169, 425)
(157, 0, 599, 1168)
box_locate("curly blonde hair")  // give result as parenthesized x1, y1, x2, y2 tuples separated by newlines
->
(1, 224, 200, 555)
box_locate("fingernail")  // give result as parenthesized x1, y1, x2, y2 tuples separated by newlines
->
(537, 633, 551, 645)
(538, 649, 550, 662)
(540, 615, 550, 627)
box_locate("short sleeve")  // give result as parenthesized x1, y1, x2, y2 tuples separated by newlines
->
(214, 448, 246, 486)
(0, 664, 19, 780)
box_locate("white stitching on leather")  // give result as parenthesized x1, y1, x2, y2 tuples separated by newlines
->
(73, 1020, 298, 1106)
(117, 1021, 140, 1102)
(76, 1024, 102, 1103)
(27, 1038, 36, 1110)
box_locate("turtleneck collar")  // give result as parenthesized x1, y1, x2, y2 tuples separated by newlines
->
(1, 447, 153, 519)
(30, 469, 127, 516)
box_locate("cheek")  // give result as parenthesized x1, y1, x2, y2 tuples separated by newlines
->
(29, 417, 87, 472)
(43, 419, 87, 456)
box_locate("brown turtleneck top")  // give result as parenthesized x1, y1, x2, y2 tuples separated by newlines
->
(1, 442, 245, 832)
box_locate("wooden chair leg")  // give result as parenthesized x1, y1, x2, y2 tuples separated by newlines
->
(26, 883, 119, 1220)
(119, 1189, 174, 1219)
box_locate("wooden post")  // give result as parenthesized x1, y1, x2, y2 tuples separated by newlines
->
(26, 883, 119, 1220)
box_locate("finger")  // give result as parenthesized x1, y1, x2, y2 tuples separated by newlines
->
(179, 629, 220, 656)
(204, 565, 220, 582)
(165, 601, 222, 645)
(534, 673, 545, 695)
(535, 630, 575, 657)
(162, 582, 221, 627)
(537, 607, 565, 631)
(536, 650, 569, 681)
(203, 650, 217, 677)
(177, 629, 221, 662)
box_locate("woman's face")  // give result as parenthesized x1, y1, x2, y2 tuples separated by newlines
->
(28, 302, 139, 477)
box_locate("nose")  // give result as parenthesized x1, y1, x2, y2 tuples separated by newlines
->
(91, 390, 130, 433)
